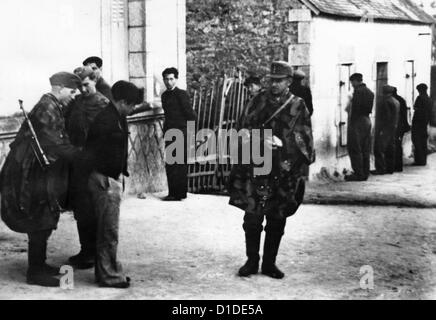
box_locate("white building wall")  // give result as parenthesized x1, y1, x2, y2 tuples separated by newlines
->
(309, 16, 432, 176)
(0, 0, 186, 116)
(149, 0, 187, 98)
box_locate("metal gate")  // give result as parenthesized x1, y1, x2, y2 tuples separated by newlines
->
(188, 73, 249, 193)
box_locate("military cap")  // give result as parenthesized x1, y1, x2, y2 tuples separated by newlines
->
(49, 72, 82, 89)
(83, 56, 103, 68)
(416, 83, 428, 91)
(244, 76, 261, 87)
(111, 80, 144, 105)
(349, 73, 363, 82)
(382, 85, 395, 94)
(74, 66, 97, 81)
(293, 69, 306, 79)
(267, 61, 293, 79)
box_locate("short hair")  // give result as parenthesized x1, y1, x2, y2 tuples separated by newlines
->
(111, 80, 144, 105)
(83, 56, 103, 69)
(417, 83, 428, 92)
(74, 66, 98, 81)
(162, 67, 179, 79)
(349, 73, 363, 82)
(244, 76, 261, 87)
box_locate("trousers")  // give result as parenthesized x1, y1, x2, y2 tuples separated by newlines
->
(88, 171, 128, 285)
(27, 229, 53, 270)
(347, 116, 371, 178)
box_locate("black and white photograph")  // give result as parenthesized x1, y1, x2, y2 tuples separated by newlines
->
(0, 0, 436, 307)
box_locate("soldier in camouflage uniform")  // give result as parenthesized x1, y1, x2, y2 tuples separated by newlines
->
(0, 72, 82, 287)
(228, 61, 314, 279)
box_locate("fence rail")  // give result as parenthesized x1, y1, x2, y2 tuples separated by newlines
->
(188, 73, 249, 193)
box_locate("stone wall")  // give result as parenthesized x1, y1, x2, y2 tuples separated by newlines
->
(0, 113, 167, 195)
(186, 0, 305, 89)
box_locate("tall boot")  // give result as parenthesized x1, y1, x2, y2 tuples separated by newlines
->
(262, 231, 285, 279)
(27, 231, 60, 287)
(238, 230, 261, 277)
(69, 222, 96, 269)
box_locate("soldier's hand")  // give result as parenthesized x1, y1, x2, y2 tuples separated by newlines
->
(265, 135, 283, 150)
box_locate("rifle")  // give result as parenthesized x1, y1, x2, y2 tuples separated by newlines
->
(19, 100, 50, 170)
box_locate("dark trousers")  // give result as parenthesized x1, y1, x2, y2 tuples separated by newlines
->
(165, 131, 188, 198)
(374, 131, 396, 173)
(412, 127, 428, 165)
(69, 164, 96, 256)
(88, 171, 127, 285)
(165, 163, 188, 198)
(27, 230, 52, 271)
(73, 188, 96, 256)
(243, 209, 287, 263)
(394, 133, 405, 172)
(347, 116, 371, 178)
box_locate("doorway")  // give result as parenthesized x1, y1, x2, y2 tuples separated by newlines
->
(405, 60, 415, 123)
(375, 62, 388, 131)
(337, 63, 353, 157)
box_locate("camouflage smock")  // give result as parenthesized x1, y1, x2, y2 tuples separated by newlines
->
(228, 89, 314, 218)
(0, 94, 78, 233)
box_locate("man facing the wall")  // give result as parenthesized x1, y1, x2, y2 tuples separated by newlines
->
(161, 67, 197, 201)
(411, 83, 432, 166)
(393, 87, 410, 172)
(372, 85, 400, 175)
(345, 73, 374, 182)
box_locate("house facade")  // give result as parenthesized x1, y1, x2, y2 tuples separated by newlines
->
(186, 0, 434, 180)
(0, 0, 187, 194)
(0, 0, 187, 115)
(290, 0, 434, 178)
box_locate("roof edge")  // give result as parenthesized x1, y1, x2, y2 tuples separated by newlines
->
(316, 11, 434, 25)
(299, 0, 320, 15)
(297, 0, 435, 25)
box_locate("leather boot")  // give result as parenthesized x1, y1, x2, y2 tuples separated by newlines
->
(27, 268, 60, 287)
(27, 231, 59, 287)
(69, 223, 96, 269)
(238, 230, 261, 277)
(262, 231, 285, 279)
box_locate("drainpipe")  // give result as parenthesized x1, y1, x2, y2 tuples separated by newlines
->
(145, 0, 154, 102)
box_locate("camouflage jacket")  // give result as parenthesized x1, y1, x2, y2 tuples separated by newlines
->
(228, 89, 314, 217)
(0, 94, 78, 233)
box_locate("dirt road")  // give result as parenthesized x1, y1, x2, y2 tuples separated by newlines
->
(0, 193, 435, 300)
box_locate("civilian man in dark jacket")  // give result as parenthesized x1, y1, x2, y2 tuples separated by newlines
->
(412, 83, 432, 166)
(161, 67, 197, 201)
(345, 73, 374, 181)
(244, 76, 262, 98)
(66, 66, 110, 270)
(290, 69, 313, 116)
(83, 56, 113, 102)
(393, 88, 410, 172)
(372, 85, 400, 174)
(84, 81, 143, 288)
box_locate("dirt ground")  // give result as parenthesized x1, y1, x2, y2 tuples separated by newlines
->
(0, 193, 435, 300)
